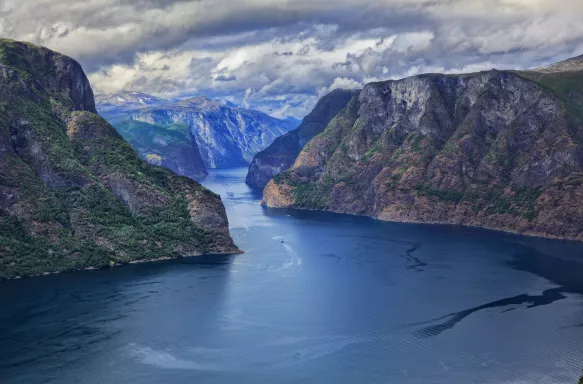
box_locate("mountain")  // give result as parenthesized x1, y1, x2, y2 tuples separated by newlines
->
(536, 54, 583, 73)
(95, 91, 168, 108)
(95, 91, 169, 122)
(96, 94, 300, 169)
(0, 39, 239, 279)
(281, 116, 302, 127)
(246, 89, 360, 187)
(96, 93, 207, 178)
(113, 120, 208, 179)
(262, 60, 583, 242)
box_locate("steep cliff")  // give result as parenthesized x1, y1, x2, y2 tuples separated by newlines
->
(97, 94, 299, 169)
(263, 63, 583, 241)
(246, 89, 359, 187)
(0, 39, 239, 279)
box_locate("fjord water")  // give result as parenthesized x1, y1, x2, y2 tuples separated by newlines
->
(1, 168, 583, 384)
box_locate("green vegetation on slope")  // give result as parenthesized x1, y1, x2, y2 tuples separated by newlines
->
(518, 70, 583, 121)
(0, 39, 236, 279)
(111, 119, 207, 178)
(114, 120, 192, 149)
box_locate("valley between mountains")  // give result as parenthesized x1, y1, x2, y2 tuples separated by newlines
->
(2, 37, 583, 279)
(96, 92, 299, 178)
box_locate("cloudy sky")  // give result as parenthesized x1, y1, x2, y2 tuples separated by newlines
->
(2, 0, 583, 118)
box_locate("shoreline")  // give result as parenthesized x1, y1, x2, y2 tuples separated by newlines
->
(261, 202, 583, 244)
(0, 249, 243, 282)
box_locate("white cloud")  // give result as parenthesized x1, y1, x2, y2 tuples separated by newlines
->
(3, 0, 583, 118)
(318, 77, 363, 98)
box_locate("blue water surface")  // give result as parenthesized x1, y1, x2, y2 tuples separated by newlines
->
(1, 168, 582, 384)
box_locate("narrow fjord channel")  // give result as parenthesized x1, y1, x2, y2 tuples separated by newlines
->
(1, 168, 582, 384)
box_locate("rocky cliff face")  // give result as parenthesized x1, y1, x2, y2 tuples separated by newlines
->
(246, 89, 359, 187)
(0, 39, 239, 279)
(96, 95, 299, 169)
(263, 64, 583, 241)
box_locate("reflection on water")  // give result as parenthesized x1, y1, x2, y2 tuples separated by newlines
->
(0, 167, 582, 384)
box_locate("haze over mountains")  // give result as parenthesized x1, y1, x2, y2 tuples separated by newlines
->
(96, 92, 300, 178)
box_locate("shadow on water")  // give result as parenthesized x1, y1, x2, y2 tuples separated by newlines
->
(408, 240, 583, 338)
(410, 287, 567, 338)
(247, 186, 264, 200)
(507, 244, 583, 294)
(261, 195, 583, 340)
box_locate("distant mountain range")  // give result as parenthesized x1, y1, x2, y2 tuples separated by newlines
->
(95, 92, 300, 177)
(260, 55, 583, 242)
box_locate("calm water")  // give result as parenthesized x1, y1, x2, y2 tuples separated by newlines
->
(1, 168, 583, 384)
